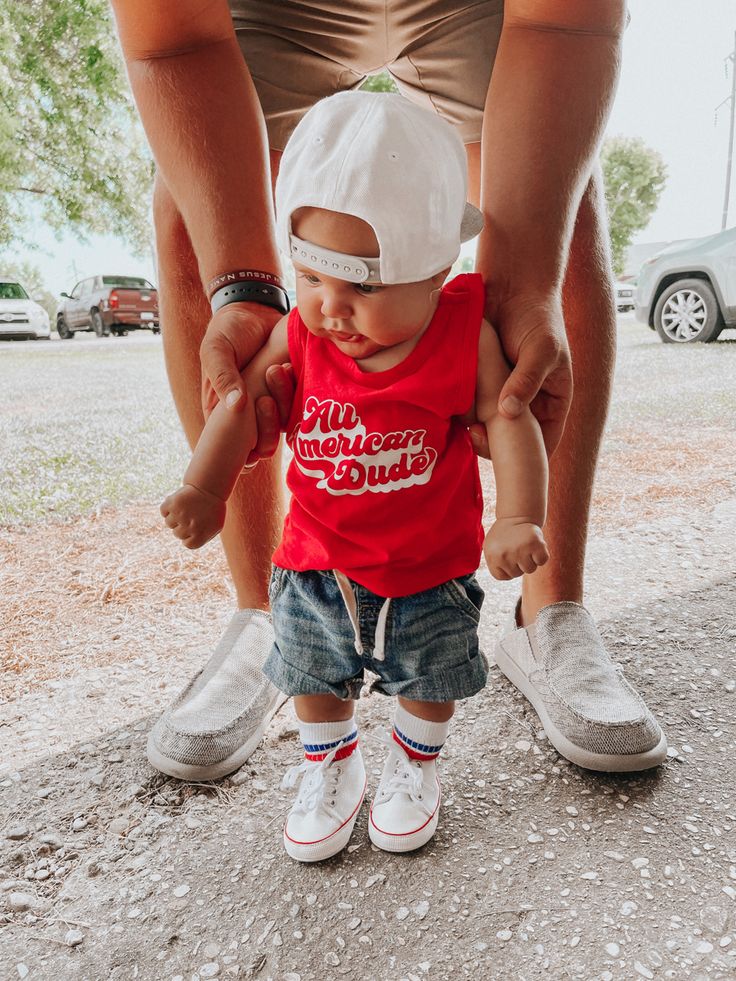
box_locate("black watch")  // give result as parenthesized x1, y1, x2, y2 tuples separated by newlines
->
(210, 281, 290, 315)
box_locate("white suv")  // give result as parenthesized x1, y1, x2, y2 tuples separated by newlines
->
(0, 278, 51, 340)
(635, 227, 736, 343)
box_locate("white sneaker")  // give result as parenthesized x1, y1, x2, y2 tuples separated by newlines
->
(368, 741, 441, 853)
(281, 747, 366, 862)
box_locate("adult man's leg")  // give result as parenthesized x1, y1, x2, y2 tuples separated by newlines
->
(147, 170, 287, 781)
(468, 147, 666, 771)
(522, 172, 616, 622)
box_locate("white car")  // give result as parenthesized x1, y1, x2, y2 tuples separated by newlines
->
(635, 227, 736, 343)
(0, 278, 51, 340)
(615, 281, 636, 313)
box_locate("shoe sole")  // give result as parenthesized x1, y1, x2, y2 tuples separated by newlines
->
(368, 808, 439, 853)
(284, 783, 366, 863)
(146, 691, 289, 782)
(494, 641, 668, 773)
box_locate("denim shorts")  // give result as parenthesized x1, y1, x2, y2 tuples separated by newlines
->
(263, 567, 489, 702)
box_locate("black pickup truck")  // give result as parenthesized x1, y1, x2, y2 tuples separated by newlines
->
(57, 275, 159, 338)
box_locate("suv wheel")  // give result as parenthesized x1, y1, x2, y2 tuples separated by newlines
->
(57, 315, 73, 340)
(91, 310, 110, 337)
(653, 279, 723, 344)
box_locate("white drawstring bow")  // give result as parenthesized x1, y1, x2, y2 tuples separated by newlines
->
(281, 744, 343, 814)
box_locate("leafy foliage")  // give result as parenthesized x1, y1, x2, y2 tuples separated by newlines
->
(360, 73, 399, 94)
(0, 0, 154, 254)
(601, 136, 667, 276)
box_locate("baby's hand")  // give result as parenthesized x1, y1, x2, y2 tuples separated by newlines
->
(484, 518, 549, 580)
(160, 483, 227, 550)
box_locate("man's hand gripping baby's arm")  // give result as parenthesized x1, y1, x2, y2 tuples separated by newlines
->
(475, 321, 550, 581)
(160, 316, 290, 549)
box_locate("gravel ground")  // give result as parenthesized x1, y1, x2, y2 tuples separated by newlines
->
(1, 319, 736, 980)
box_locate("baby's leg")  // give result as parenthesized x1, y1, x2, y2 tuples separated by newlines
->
(294, 693, 354, 722)
(369, 698, 454, 854)
(282, 694, 365, 863)
(398, 697, 454, 723)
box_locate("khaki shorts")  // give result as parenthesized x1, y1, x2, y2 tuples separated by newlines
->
(229, 0, 504, 150)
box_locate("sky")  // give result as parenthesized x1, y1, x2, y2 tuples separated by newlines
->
(8, 0, 736, 296)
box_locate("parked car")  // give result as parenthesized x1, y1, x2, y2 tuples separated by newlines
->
(615, 281, 636, 313)
(56, 275, 159, 338)
(635, 227, 736, 343)
(0, 278, 51, 340)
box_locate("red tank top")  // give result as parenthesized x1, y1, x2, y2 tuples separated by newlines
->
(272, 273, 485, 597)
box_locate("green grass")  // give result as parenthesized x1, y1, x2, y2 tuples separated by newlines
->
(0, 335, 189, 524)
(609, 322, 736, 429)
(1, 322, 734, 526)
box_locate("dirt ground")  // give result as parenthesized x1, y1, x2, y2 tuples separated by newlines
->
(2, 323, 736, 980)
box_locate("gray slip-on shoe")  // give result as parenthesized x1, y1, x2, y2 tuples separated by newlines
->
(494, 601, 667, 772)
(147, 609, 287, 781)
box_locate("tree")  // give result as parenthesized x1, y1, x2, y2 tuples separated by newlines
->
(0, 0, 154, 254)
(360, 73, 399, 94)
(600, 136, 667, 276)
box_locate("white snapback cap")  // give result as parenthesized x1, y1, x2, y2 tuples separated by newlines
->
(275, 91, 483, 285)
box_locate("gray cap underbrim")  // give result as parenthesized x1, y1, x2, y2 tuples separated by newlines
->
(461, 203, 484, 242)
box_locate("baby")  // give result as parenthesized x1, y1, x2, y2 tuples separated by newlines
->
(162, 92, 549, 862)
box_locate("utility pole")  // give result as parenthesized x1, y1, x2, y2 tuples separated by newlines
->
(716, 33, 736, 229)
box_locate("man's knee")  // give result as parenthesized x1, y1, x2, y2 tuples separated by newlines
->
(153, 175, 189, 251)
(153, 174, 202, 294)
(565, 171, 615, 305)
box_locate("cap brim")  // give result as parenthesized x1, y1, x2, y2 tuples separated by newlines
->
(460, 202, 484, 242)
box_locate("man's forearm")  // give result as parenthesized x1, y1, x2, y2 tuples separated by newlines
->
(111, 2, 279, 285)
(477, 1, 626, 292)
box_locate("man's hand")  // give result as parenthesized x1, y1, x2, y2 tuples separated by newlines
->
(160, 483, 227, 550)
(489, 291, 573, 457)
(484, 518, 549, 581)
(199, 301, 295, 463)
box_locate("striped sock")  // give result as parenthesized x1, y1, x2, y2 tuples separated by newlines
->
(392, 703, 451, 762)
(297, 716, 358, 763)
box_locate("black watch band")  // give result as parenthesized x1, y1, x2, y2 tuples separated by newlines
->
(210, 280, 290, 315)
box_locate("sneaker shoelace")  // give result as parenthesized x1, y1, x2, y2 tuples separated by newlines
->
(281, 744, 345, 815)
(376, 739, 432, 816)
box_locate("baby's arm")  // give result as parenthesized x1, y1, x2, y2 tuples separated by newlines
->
(475, 320, 550, 580)
(161, 316, 290, 549)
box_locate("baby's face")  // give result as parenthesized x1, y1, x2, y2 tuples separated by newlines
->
(291, 208, 444, 362)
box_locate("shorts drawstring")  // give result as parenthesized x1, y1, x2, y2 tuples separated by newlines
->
(373, 596, 391, 662)
(333, 571, 391, 662)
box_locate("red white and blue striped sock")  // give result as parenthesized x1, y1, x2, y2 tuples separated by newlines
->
(392, 703, 450, 762)
(297, 717, 359, 764)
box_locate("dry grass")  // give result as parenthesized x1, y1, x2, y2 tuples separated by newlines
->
(0, 504, 231, 700)
(4, 417, 735, 701)
(591, 425, 736, 532)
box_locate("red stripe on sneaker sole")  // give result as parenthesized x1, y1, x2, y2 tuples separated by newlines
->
(369, 778, 441, 837)
(284, 777, 367, 847)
